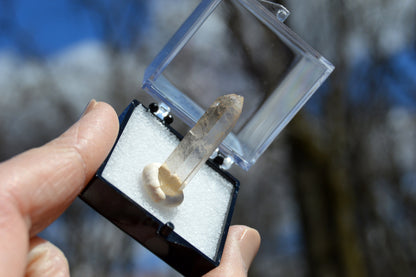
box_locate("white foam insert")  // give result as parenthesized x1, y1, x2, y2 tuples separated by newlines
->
(102, 105, 234, 259)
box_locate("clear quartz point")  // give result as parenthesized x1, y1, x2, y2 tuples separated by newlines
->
(158, 94, 244, 198)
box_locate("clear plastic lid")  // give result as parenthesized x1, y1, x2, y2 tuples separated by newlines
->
(142, 0, 334, 170)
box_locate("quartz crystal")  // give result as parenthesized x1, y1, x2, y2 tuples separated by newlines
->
(159, 94, 244, 200)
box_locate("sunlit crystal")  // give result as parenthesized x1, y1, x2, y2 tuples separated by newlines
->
(158, 94, 243, 204)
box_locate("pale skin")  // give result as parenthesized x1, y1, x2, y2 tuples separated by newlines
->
(0, 100, 260, 277)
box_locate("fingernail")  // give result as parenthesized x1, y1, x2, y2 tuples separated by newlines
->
(80, 99, 97, 118)
(238, 228, 261, 271)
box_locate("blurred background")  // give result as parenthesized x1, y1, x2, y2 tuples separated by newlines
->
(1, 0, 415, 276)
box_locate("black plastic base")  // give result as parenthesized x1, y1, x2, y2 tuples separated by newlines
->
(79, 100, 239, 276)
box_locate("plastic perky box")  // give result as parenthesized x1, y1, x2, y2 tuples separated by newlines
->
(80, 0, 334, 276)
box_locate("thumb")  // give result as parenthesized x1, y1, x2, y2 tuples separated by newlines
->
(204, 225, 261, 276)
(0, 100, 119, 236)
(0, 100, 118, 277)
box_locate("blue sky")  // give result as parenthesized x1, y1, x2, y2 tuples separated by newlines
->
(1, 0, 94, 55)
(0, 0, 150, 56)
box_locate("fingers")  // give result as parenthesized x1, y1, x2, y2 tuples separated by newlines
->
(26, 237, 69, 277)
(237, 226, 261, 271)
(0, 100, 119, 235)
(0, 100, 118, 277)
(204, 225, 261, 277)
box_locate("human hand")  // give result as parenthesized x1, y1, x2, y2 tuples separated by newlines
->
(203, 225, 260, 277)
(0, 100, 260, 277)
(0, 100, 119, 277)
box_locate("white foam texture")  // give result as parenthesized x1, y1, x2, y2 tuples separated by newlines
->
(102, 105, 234, 259)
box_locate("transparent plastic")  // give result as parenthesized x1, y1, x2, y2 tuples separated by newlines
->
(259, 0, 290, 22)
(142, 0, 334, 170)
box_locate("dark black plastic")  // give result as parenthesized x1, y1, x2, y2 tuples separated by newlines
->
(149, 102, 159, 113)
(163, 114, 174, 125)
(79, 100, 239, 277)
